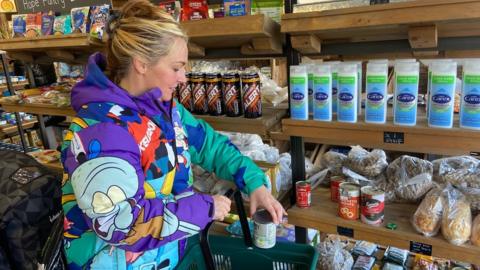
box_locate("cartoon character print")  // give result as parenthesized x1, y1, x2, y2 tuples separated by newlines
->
(69, 133, 138, 242)
(128, 116, 176, 197)
(122, 192, 201, 248)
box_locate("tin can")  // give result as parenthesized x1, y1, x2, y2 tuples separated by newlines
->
(361, 186, 385, 226)
(241, 72, 262, 118)
(178, 73, 193, 111)
(339, 183, 360, 220)
(191, 72, 207, 114)
(205, 73, 224, 116)
(253, 209, 276, 249)
(330, 175, 345, 202)
(296, 181, 311, 208)
(222, 72, 242, 117)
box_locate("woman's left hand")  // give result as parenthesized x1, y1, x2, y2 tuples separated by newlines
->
(249, 185, 287, 224)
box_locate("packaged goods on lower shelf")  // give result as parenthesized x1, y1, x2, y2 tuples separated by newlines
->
(442, 185, 472, 246)
(345, 146, 388, 178)
(317, 238, 354, 270)
(322, 150, 347, 176)
(472, 215, 480, 247)
(433, 156, 480, 188)
(412, 187, 444, 237)
(385, 155, 433, 202)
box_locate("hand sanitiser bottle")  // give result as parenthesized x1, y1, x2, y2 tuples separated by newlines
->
(337, 63, 358, 123)
(428, 61, 457, 128)
(460, 60, 480, 130)
(313, 64, 332, 121)
(394, 61, 419, 126)
(365, 61, 388, 124)
(290, 65, 309, 120)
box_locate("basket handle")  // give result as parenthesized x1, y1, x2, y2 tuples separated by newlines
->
(199, 189, 254, 270)
(233, 190, 253, 249)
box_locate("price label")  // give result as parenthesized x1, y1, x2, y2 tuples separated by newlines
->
(337, 226, 354, 238)
(410, 241, 432, 256)
(384, 132, 404, 144)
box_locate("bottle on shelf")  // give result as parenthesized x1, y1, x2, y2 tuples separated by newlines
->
(337, 63, 358, 123)
(289, 65, 309, 120)
(312, 64, 332, 122)
(428, 61, 457, 129)
(393, 61, 419, 126)
(365, 61, 388, 124)
(460, 59, 480, 130)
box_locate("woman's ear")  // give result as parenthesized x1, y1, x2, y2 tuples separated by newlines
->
(132, 57, 148, 75)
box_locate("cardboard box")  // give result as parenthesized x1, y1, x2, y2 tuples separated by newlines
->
(254, 160, 281, 198)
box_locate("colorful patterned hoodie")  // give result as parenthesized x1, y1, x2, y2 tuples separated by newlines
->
(61, 52, 267, 269)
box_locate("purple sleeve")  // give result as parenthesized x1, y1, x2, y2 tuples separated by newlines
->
(63, 122, 214, 251)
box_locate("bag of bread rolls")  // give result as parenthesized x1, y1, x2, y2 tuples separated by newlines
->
(442, 185, 472, 245)
(412, 187, 443, 237)
(472, 215, 480, 247)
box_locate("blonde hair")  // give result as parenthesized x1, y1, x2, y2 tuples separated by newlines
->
(106, 0, 187, 84)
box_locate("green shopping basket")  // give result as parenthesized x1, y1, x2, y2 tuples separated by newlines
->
(176, 190, 318, 270)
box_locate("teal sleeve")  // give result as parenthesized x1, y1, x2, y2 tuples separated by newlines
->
(177, 103, 268, 195)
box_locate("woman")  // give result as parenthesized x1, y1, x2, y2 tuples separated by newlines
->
(60, 0, 285, 269)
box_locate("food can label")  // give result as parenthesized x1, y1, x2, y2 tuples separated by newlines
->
(296, 181, 311, 208)
(339, 183, 360, 220)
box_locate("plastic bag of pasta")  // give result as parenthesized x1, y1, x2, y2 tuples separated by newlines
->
(441, 185, 472, 246)
(345, 146, 388, 178)
(412, 187, 444, 237)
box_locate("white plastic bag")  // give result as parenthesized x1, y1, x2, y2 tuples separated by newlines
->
(412, 187, 443, 237)
(345, 146, 387, 178)
(317, 239, 354, 270)
(441, 185, 472, 246)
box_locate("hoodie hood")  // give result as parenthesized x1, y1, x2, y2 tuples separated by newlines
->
(71, 52, 167, 117)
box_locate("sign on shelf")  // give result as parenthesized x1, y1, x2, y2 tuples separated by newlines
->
(15, 0, 111, 15)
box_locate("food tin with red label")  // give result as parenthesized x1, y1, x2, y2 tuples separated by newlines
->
(296, 181, 311, 208)
(330, 175, 345, 202)
(361, 186, 385, 226)
(339, 182, 360, 220)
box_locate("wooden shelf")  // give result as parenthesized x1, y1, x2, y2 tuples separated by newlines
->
(0, 16, 282, 60)
(182, 14, 283, 56)
(0, 82, 29, 93)
(288, 187, 480, 265)
(195, 108, 286, 136)
(0, 102, 286, 136)
(282, 113, 480, 156)
(0, 120, 37, 136)
(281, 0, 480, 57)
(0, 103, 76, 117)
(0, 34, 104, 63)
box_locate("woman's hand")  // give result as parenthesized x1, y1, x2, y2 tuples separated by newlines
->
(212, 195, 231, 221)
(249, 186, 286, 224)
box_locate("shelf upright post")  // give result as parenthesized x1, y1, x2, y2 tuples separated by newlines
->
(24, 63, 50, 149)
(284, 0, 308, 244)
(0, 51, 29, 153)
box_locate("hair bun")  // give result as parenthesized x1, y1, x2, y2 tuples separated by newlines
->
(120, 0, 156, 19)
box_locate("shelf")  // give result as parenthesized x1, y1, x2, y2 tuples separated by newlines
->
(195, 108, 286, 136)
(288, 187, 480, 265)
(0, 103, 76, 117)
(0, 34, 104, 63)
(282, 113, 480, 156)
(281, 0, 480, 57)
(181, 14, 282, 56)
(0, 102, 286, 136)
(0, 82, 29, 93)
(0, 120, 37, 137)
(0, 15, 282, 61)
